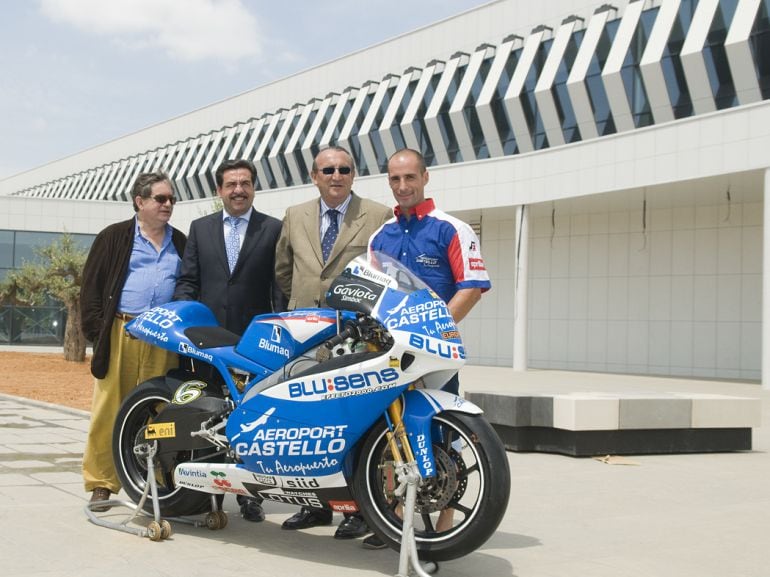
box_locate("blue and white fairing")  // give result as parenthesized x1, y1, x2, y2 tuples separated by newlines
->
(127, 253, 482, 483)
(225, 253, 477, 480)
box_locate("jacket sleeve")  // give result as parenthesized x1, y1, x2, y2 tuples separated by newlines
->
(173, 221, 200, 301)
(79, 232, 108, 343)
(274, 211, 294, 301)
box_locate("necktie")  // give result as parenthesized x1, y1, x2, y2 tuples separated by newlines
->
(321, 209, 339, 263)
(225, 216, 241, 273)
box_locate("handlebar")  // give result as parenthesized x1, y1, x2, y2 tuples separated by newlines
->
(324, 322, 359, 350)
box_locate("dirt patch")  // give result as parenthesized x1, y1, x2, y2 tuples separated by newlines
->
(0, 351, 94, 411)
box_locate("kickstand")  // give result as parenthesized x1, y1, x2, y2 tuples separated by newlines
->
(84, 442, 210, 540)
(393, 462, 438, 577)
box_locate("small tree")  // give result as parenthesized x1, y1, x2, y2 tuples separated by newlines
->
(0, 234, 88, 362)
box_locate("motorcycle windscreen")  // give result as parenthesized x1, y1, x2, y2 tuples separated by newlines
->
(325, 274, 385, 315)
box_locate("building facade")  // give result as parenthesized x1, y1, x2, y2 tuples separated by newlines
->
(1, 0, 769, 382)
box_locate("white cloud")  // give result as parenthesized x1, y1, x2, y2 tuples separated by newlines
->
(38, 0, 262, 61)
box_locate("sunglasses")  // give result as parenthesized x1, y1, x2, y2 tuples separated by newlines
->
(149, 194, 177, 205)
(319, 166, 352, 175)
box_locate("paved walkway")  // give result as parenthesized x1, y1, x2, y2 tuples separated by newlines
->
(1, 367, 769, 577)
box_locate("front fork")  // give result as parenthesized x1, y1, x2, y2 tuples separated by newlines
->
(385, 397, 415, 468)
(383, 395, 439, 577)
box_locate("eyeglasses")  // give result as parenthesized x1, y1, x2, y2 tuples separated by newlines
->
(319, 166, 352, 175)
(149, 194, 176, 205)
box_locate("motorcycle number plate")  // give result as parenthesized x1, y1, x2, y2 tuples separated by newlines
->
(145, 422, 176, 439)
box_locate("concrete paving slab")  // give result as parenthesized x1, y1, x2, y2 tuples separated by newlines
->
(0, 367, 769, 577)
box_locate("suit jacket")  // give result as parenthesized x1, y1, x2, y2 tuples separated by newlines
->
(80, 217, 186, 378)
(275, 192, 392, 309)
(174, 208, 283, 335)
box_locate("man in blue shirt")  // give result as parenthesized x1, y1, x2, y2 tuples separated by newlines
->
(81, 171, 186, 511)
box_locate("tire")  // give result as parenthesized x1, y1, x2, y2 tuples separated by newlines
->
(352, 411, 510, 562)
(112, 376, 219, 517)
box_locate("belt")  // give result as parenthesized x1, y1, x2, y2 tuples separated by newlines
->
(115, 312, 136, 322)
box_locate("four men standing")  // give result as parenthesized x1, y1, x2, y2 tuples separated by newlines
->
(80, 146, 489, 544)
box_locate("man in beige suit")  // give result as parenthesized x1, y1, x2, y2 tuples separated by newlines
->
(275, 145, 391, 309)
(274, 145, 391, 538)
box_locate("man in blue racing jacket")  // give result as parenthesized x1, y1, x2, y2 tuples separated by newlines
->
(365, 147, 491, 547)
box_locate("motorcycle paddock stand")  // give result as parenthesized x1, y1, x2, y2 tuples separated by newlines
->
(394, 462, 438, 577)
(84, 442, 220, 540)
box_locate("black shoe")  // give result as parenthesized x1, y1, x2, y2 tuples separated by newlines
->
(362, 534, 389, 550)
(239, 498, 265, 522)
(334, 514, 369, 539)
(281, 507, 333, 530)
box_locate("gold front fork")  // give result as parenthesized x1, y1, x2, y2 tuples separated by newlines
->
(385, 396, 415, 465)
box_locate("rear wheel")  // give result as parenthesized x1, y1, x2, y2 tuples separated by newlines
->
(113, 377, 220, 517)
(352, 411, 510, 562)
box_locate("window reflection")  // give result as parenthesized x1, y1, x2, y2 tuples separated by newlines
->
(1, 230, 95, 346)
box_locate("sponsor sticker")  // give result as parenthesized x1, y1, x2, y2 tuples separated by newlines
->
(415, 253, 439, 267)
(351, 264, 396, 287)
(145, 422, 176, 439)
(258, 337, 290, 358)
(468, 257, 486, 271)
(252, 474, 278, 486)
(173, 380, 207, 404)
(330, 500, 359, 513)
(331, 283, 380, 304)
(178, 342, 214, 362)
(408, 333, 465, 360)
(288, 368, 399, 399)
(234, 425, 348, 457)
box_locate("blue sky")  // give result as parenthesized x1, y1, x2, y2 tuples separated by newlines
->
(0, 0, 493, 180)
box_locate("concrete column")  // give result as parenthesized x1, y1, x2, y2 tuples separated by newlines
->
(513, 204, 529, 370)
(763, 169, 770, 389)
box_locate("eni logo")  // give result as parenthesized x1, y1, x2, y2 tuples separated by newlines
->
(145, 422, 176, 439)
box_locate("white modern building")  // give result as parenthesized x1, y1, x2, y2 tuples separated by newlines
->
(1, 0, 769, 384)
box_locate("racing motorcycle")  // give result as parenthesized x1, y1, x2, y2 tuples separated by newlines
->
(114, 252, 510, 562)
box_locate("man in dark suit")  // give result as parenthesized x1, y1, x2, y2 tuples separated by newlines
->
(174, 158, 283, 334)
(173, 158, 282, 522)
(275, 145, 391, 540)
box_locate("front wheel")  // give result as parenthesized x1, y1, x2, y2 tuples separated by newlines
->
(352, 411, 511, 562)
(112, 376, 217, 517)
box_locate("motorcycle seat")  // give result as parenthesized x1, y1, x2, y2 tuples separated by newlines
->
(184, 326, 240, 349)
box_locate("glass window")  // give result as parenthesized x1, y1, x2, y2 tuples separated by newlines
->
(349, 91, 376, 175)
(0, 306, 9, 344)
(753, 0, 770, 99)
(554, 29, 584, 143)
(330, 98, 353, 145)
(11, 306, 65, 345)
(585, 18, 619, 135)
(0, 231, 13, 268)
(490, 46, 521, 155)
(293, 106, 319, 183)
(435, 63, 466, 163)
(620, 7, 658, 128)
(464, 55, 494, 159)
(14, 231, 59, 267)
(387, 76, 421, 156)
(371, 84, 399, 171)
(662, 0, 697, 119)
(704, 0, 739, 110)
(523, 39, 553, 150)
